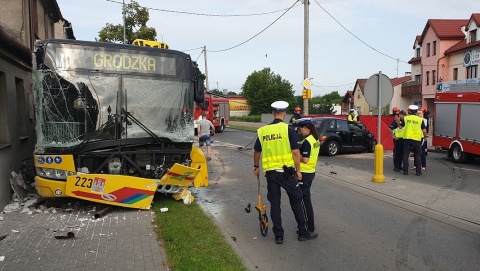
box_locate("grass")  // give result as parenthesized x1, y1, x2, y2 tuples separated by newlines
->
(228, 124, 258, 132)
(153, 194, 248, 271)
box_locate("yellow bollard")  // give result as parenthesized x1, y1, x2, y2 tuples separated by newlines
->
(372, 143, 385, 183)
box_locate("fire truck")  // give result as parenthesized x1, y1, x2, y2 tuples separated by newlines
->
(194, 92, 230, 133)
(432, 81, 480, 163)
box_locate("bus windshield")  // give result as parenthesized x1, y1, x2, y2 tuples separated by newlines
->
(33, 40, 194, 149)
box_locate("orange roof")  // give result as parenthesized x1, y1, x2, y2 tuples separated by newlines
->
(391, 76, 411, 86)
(419, 19, 468, 43)
(408, 56, 421, 64)
(466, 13, 480, 30)
(445, 39, 480, 55)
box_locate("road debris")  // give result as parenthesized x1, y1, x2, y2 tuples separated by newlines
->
(54, 231, 75, 240)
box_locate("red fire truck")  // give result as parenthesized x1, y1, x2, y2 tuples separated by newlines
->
(432, 88, 480, 163)
(194, 92, 230, 133)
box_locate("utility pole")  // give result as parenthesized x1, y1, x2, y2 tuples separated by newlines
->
(204, 46, 209, 92)
(303, 0, 309, 115)
(122, 0, 126, 44)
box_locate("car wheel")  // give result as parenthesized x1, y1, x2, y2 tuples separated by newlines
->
(368, 140, 377, 153)
(325, 141, 339, 156)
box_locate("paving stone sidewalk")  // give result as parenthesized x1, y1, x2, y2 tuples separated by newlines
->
(0, 199, 166, 271)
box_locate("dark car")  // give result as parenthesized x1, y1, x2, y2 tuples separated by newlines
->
(298, 117, 376, 156)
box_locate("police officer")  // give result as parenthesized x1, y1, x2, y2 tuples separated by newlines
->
(347, 109, 359, 122)
(253, 101, 318, 244)
(402, 105, 427, 176)
(392, 110, 406, 172)
(289, 106, 303, 127)
(297, 118, 320, 234)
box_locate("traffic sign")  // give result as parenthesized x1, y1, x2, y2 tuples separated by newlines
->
(301, 78, 312, 89)
(364, 73, 394, 108)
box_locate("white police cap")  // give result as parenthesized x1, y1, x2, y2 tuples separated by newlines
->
(296, 118, 312, 126)
(271, 101, 289, 112)
(408, 105, 419, 111)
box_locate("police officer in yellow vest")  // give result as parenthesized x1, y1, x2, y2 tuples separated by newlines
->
(347, 109, 359, 122)
(402, 105, 427, 176)
(392, 110, 407, 172)
(297, 118, 320, 234)
(253, 101, 318, 244)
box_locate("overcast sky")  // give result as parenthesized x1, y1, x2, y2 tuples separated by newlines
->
(56, 0, 479, 97)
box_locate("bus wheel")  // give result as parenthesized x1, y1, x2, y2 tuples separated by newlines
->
(451, 144, 468, 163)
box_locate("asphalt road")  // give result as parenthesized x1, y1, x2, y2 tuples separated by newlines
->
(194, 127, 480, 271)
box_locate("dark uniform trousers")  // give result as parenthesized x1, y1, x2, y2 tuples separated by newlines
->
(300, 172, 315, 232)
(393, 138, 404, 170)
(266, 171, 309, 237)
(402, 139, 421, 174)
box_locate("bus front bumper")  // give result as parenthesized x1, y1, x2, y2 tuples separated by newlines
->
(35, 176, 68, 198)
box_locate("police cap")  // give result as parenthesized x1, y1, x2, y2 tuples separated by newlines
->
(408, 105, 419, 113)
(271, 101, 289, 112)
(296, 118, 312, 126)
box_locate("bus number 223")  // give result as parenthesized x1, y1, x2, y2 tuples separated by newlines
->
(75, 176, 93, 188)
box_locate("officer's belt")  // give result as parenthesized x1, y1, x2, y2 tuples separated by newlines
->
(266, 169, 284, 173)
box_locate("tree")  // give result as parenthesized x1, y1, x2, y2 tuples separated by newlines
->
(241, 68, 294, 115)
(309, 91, 342, 114)
(97, 1, 156, 44)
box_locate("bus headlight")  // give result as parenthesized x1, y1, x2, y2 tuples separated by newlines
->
(36, 167, 75, 180)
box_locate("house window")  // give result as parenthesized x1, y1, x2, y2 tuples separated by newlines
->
(16, 78, 28, 138)
(427, 43, 430, 57)
(357, 92, 360, 99)
(470, 30, 477, 43)
(426, 71, 430, 85)
(432, 70, 436, 84)
(415, 74, 421, 82)
(433, 41, 437, 56)
(416, 48, 421, 58)
(0, 72, 10, 147)
(467, 65, 478, 79)
(453, 68, 458, 80)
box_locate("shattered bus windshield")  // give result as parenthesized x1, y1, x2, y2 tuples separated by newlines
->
(33, 40, 194, 148)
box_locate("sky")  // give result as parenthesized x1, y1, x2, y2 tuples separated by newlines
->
(56, 0, 480, 97)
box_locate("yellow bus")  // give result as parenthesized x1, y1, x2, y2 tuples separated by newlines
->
(132, 39, 169, 49)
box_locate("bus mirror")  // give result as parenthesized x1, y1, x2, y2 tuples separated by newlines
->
(193, 67, 205, 103)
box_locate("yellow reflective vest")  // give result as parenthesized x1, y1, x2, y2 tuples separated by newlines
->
(403, 115, 423, 141)
(300, 135, 320, 173)
(347, 115, 358, 121)
(257, 122, 294, 171)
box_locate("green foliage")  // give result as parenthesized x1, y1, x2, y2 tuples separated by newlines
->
(209, 89, 224, 96)
(241, 68, 294, 115)
(153, 195, 247, 271)
(309, 91, 342, 115)
(97, 1, 156, 44)
(230, 115, 261, 122)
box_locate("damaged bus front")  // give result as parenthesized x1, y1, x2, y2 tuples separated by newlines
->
(32, 39, 207, 209)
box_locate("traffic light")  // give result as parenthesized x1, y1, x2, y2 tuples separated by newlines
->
(302, 89, 307, 99)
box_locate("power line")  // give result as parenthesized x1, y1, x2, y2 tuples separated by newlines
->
(312, 82, 354, 88)
(208, 0, 299, 53)
(313, 0, 409, 64)
(106, 0, 301, 17)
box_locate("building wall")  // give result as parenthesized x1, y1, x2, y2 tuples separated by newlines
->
(353, 85, 369, 115)
(422, 28, 440, 98)
(0, 0, 66, 211)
